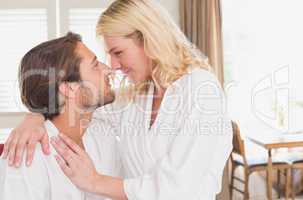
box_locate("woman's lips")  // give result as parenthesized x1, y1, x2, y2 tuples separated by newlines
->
(122, 69, 131, 75)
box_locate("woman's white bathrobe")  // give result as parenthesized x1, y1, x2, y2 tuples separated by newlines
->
(83, 68, 233, 200)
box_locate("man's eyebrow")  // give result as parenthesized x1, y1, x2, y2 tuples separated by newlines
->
(90, 56, 97, 65)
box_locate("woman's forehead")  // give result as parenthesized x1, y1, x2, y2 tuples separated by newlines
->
(104, 36, 133, 50)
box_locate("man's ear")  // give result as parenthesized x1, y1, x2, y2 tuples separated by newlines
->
(58, 82, 79, 99)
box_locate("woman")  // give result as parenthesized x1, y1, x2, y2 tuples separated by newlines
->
(2, 0, 232, 199)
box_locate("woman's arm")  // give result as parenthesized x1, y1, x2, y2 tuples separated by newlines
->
(120, 70, 233, 199)
(50, 134, 128, 200)
(50, 69, 232, 200)
(2, 113, 48, 167)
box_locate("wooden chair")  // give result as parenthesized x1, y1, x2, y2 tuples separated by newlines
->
(289, 156, 303, 199)
(229, 121, 292, 199)
(290, 162, 303, 199)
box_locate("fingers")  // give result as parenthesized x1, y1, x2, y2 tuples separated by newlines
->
(13, 136, 28, 167)
(50, 137, 77, 167)
(25, 140, 37, 166)
(58, 134, 84, 156)
(2, 114, 47, 168)
(41, 132, 50, 155)
(54, 155, 73, 176)
(2, 131, 14, 159)
(8, 135, 19, 166)
(25, 127, 48, 166)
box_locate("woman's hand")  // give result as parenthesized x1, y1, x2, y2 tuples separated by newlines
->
(50, 134, 99, 193)
(2, 113, 48, 167)
(51, 134, 128, 200)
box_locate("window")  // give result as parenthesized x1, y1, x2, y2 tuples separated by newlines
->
(0, 0, 111, 112)
(68, 8, 106, 61)
(0, 0, 52, 112)
(222, 0, 303, 136)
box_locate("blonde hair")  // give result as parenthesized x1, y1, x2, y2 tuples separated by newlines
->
(96, 0, 210, 98)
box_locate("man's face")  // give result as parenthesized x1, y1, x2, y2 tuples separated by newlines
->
(75, 42, 115, 110)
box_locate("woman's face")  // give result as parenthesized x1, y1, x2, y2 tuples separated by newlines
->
(104, 36, 152, 84)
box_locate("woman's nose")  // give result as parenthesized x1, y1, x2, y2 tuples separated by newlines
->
(110, 56, 122, 70)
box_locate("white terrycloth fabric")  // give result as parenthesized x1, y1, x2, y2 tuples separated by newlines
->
(83, 68, 233, 200)
(0, 120, 108, 200)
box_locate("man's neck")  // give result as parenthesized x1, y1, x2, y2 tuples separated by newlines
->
(51, 108, 93, 147)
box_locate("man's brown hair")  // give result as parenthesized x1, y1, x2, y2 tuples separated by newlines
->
(19, 32, 82, 120)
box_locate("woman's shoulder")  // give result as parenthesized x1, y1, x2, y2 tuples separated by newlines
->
(188, 67, 218, 81)
(173, 67, 221, 91)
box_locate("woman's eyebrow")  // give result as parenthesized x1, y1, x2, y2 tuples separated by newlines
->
(108, 47, 118, 54)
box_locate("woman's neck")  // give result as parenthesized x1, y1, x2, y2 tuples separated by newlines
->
(149, 82, 166, 128)
(152, 79, 165, 97)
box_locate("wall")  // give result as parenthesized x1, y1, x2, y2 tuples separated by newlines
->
(0, 113, 26, 129)
(158, 0, 180, 25)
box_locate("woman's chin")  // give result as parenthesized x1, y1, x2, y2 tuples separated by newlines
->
(127, 75, 137, 84)
(127, 74, 150, 86)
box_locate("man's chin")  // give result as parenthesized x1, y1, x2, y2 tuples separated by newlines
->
(84, 92, 115, 110)
(102, 93, 115, 106)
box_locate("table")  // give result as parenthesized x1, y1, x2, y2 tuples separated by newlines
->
(248, 132, 303, 200)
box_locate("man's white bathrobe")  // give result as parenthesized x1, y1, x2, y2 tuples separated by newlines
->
(0, 120, 105, 200)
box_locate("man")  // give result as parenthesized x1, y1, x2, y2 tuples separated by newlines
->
(0, 32, 115, 200)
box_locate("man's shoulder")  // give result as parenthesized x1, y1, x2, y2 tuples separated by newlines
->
(0, 145, 47, 174)
(0, 150, 49, 198)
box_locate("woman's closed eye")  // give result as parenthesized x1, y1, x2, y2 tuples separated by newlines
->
(114, 51, 123, 57)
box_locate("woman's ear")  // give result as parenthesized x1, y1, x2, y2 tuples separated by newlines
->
(59, 82, 79, 99)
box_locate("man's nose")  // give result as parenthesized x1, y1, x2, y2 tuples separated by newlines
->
(103, 65, 115, 76)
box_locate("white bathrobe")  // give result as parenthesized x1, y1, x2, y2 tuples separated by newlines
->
(83, 68, 233, 200)
(0, 120, 105, 200)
